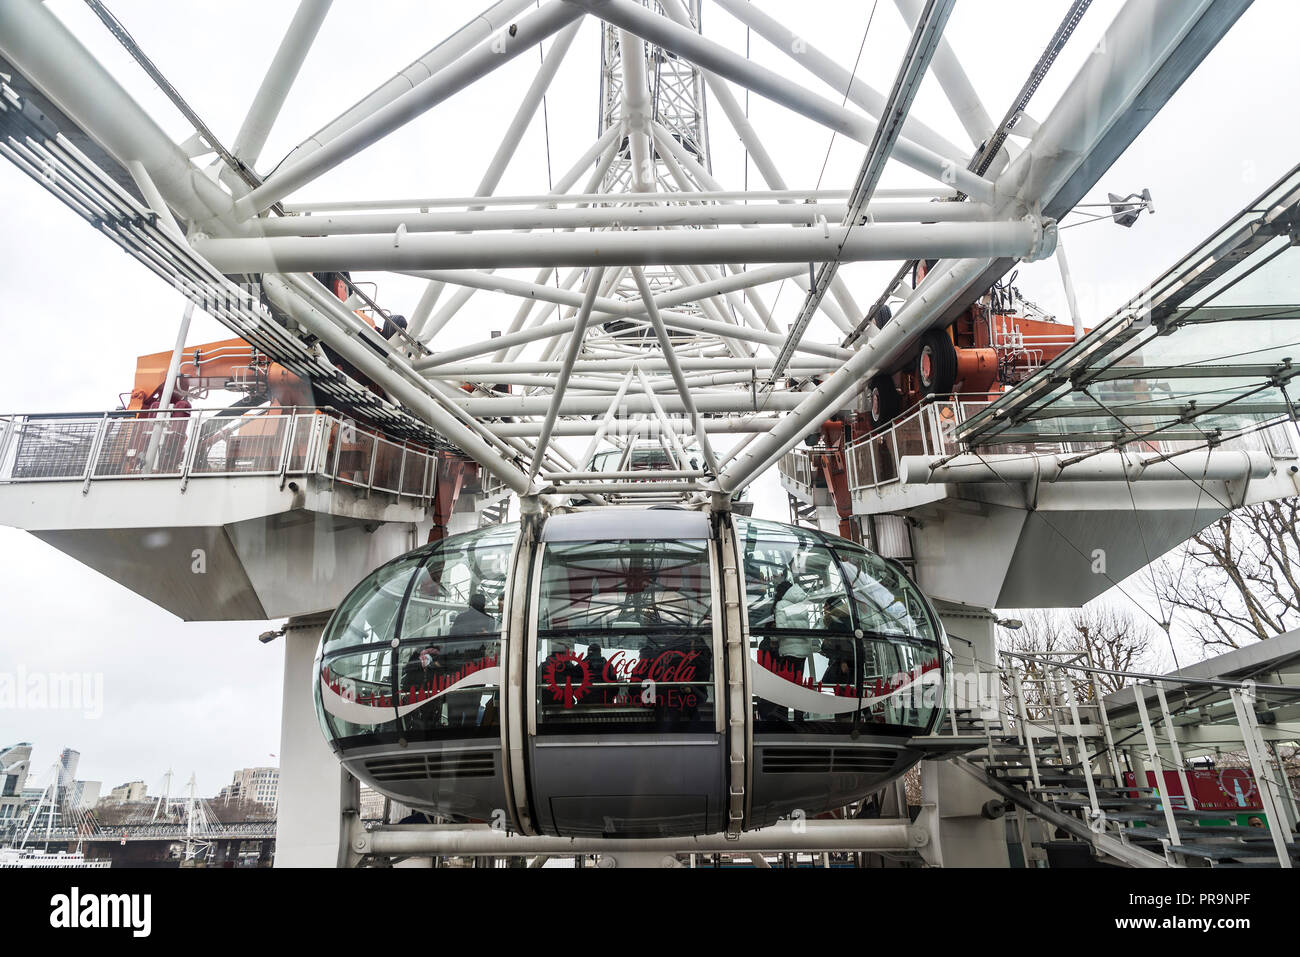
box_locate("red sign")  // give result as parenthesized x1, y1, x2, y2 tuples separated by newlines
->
(1122, 768, 1262, 811)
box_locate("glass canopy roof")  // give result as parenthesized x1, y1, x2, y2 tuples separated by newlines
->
(957, 162, 1300, 451)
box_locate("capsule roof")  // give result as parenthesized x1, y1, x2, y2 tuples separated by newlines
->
(541, 508, 709, 542)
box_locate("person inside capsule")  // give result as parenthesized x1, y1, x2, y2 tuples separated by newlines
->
(737, 516, 943, 733)
(536, 536, 714, 731)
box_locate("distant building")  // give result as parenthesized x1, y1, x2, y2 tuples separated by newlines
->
(105, 781, 148, 804)
(55, 748, 80, 805)
(0, 743, 33, 823)
(69, 780, 101, 808)
(218, 767, 279, 808)
(58, 748, 80, 781)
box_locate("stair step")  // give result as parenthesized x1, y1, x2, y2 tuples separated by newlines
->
(1056, 798, 1164, 809)
(1135, 827, 1300, 855)
(1141, 840, 1291, 862)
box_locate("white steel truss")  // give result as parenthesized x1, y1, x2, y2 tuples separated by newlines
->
(0, 0, 1255, 503)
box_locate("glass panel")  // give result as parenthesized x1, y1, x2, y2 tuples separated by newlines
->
(737, 517, 855, 727)
(189, 415, 288, 474)
(371, 437, 405, 493)
(317, 524, 520, 744)
(10, 417, 99, 479)
(400, 449, 427, 497)
(957, 166, 1300, 453)
(587, 445, 681, 473)
(833, 545, 937, 641)
(736, 517, 849, 632)
(321, 553, 425, 654)
(317, 649, 398, 745)
(393, 525, 514, 739)
(737, 518, 944, 733)
(859, 635, 945, 732)
(334, 425, 375, 488)
(94, 417, 192, 476)
(535, 539, 714, 733)
(284, 415, 315, 472)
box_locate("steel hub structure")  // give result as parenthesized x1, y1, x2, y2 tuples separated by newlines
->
(0, 0, 1258, 510)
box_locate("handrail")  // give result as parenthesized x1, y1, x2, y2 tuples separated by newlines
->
(999, 647, 1300, 697)
(780, 393, 1299, 498)
(0, 407, 448, 505)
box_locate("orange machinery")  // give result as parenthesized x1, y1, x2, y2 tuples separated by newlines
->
(805, 268, 1089, 542)
(860, 261, 1086, 430)
(116, 276, 477, 540)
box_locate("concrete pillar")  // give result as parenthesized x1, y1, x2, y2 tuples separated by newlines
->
(918, 602, 1010, 867)
(274, 612, 343, 867)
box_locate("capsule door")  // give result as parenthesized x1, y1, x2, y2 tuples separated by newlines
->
(522, 531, 727, 838)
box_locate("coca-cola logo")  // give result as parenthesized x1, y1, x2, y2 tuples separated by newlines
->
(542, 648, 700, 707)
(601, 649, 700, 684)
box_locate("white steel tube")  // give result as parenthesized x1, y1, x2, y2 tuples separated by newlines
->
(713, 0, 969, 162)
(256, 200, 984, 235)
(618, 29, 656, 191)
(357, 820, 922, 855)
(577, 370, 637, 467)
(424, 124, 622, 346)
(898, 450, 1274, 485)
(229, 0, 333, 174)
(572, 0, 995, 202)
(1055, 237, 1086, 341)
(718, 255, 993, 492)
(632, 266, 722, 474)
(275, 0, 537, 170)
(0, 0, 237, 230)
(282, 186, 956, 212)
(529, 267, 606, 480)
(262, 274, 534, 493)
(893, 0, 994, 150)
(407, 17, 582, 337)
(494, 416, 779, 437)
(235, 2, 585, 217)
(453, 391, 804, 416)
(196, 219, 1046, 272)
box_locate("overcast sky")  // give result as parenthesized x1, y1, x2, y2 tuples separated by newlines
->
(1, 0, 1297, 791)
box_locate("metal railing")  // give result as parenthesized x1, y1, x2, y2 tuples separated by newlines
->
(965, 649, 1300, 867)
(843, 398, 983, 495)
(779, 449, 816, 494)
(776, 397, 1300, 499)
(0, 407, 442, 503)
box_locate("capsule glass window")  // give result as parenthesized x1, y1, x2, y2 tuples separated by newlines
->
(534, 538, 715, 733)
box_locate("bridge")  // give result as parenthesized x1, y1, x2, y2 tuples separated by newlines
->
(0, 0, 1296, 867)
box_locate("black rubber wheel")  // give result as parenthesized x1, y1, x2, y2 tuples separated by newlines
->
(867, 374, 900, 427)
(916, 329, 958, 396)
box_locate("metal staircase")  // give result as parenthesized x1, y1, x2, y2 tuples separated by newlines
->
(920, 651, 1300, 868)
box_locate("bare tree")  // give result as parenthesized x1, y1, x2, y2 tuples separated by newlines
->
(1154, 500, 1300, 653)
(1001, 606, 1159, 713)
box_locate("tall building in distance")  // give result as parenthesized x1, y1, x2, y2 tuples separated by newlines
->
(55, 747, 80, 807)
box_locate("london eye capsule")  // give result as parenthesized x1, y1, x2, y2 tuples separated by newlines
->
(314, 509, 950, 837)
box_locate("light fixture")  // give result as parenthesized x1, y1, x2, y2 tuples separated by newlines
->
(258, 626, 286, 644)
